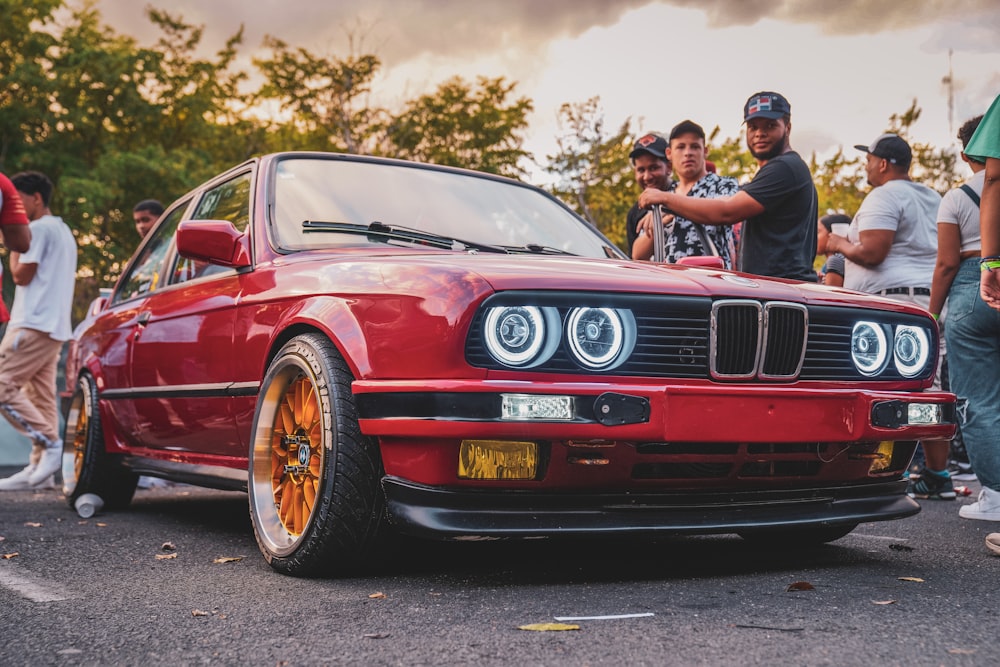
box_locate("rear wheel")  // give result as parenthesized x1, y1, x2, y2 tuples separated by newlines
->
(63, 375, 138, 510)
(738, 524, 857, 546)
(248, 333, 386, 577)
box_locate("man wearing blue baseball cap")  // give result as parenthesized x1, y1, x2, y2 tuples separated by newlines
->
(638, 91, 818, 281)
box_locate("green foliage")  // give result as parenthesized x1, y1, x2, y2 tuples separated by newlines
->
(544, 97, 634, 249)
(387, 76, 533, 177)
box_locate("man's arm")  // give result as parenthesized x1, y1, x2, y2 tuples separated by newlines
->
(929, 222, 961, 317)
(826, 229, 894, 268)
(637, 189, 764, 226)
(1, 224, 31, 253)
(10, 252, 38, 286)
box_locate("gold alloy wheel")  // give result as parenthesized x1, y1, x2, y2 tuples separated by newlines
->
(71, 394, 88, 483)
(270, 372, 323, 537)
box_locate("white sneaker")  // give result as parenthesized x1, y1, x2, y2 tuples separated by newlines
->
(0, 463, 38, 490)
(28, 443, 62, 486)
(959, 487, 1000, 521)
(987, 533, 1000, 556)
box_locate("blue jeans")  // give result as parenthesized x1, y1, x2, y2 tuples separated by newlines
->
(944, 258, 1000, 491)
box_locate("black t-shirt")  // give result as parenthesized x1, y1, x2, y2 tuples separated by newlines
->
(626, 203, 646, 257)
(738, 151, 818, 282)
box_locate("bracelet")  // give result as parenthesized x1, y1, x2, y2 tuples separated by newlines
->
(931, 313, 940, 321)
(981, 259, 1000, 272)
(981, 255, 1000, 263)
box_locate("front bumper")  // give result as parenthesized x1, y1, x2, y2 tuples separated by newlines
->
(383, 477, 919, 539)
(354, 380, 956, 443)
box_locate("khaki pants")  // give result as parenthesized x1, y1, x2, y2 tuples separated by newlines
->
(0, 327, 63, 461)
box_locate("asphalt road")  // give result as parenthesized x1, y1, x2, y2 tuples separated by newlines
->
(1, 469, 998, 666)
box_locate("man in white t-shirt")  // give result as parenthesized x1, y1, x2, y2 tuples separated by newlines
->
(826, 133, 953, 500)
(0, 171, 77, 490)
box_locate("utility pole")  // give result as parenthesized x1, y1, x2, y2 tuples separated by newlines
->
(942, 48, 954, 138)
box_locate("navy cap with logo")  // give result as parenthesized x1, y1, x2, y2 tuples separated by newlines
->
(629, 133, 668, 161)
(854, 133, 912, 166)
(743, 91, 791, 121)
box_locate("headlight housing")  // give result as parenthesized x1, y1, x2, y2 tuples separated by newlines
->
(851, 321, 889, 376)
(565, 307, 636, 370)
(851, 320, 934, 378)
(483, 306, 560, 368)
(894, 325, 931, 378)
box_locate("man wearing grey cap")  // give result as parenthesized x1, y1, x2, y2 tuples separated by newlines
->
(638, 91, 818, 281)
(826, 132, 949, 500)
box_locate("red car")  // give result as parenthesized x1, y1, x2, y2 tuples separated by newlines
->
(63, 152, 955, 576)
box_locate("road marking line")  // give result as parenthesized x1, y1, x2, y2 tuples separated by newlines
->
(554, 613, 655, 621)
(0, 565, 75, 602)
(849, 534, 908, 542)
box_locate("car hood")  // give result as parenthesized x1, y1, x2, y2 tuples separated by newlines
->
(291, 249, 917, 313)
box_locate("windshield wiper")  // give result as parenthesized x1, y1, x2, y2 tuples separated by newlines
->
(302, 220, 509, 254)
(499, 244, 577, 256)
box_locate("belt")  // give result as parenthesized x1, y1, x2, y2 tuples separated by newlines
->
(880, 287, 930, 296)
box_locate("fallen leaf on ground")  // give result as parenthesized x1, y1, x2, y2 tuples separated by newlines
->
(786, 581, 815, 592)
(363, 633, 390, 639)
(0, 535, 5, 541)
(518, 623, 580, 632)
(897, 576, 924, 583)
(155, 553, 178, 560)
(23, 522, 42, 528)
(161, 542, 176, 551)
(948, 649, 976, 655)
(871, 600, 897, 605)
(212, 556, 244, 564)
(368, 592, 386, 599)
(191, 609, 210, 617)
(2, 552, 19, 560)
(889, 544, 914, 552)
(96, 523, 107, 527)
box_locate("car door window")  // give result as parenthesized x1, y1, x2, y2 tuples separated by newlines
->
(170, 172, 252, 285)
(112, 202, 189, 305)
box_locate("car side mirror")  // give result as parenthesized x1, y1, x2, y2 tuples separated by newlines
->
(176, 220, 251, 269)
(676, 256, 725, 269)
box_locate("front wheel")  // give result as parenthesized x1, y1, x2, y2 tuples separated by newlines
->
(62, 374, 138, 510)
(248, 333, 387, 577)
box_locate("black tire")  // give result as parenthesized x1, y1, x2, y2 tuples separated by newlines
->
(738, 523, 857, 547)
(248, 333, 387, 577)
(63, 374, 138, 510)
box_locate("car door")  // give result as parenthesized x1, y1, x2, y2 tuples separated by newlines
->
(128, 171, 253, 458)
(94, 203, 189, 447)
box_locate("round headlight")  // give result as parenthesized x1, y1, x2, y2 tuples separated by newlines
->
(483, 306, 559, 367)
(565, 307, 635, 370)
(851, 321, 888, 376)
(894, 325, 930, 377)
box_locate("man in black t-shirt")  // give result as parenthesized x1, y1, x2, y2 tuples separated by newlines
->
(625, 133, 672, 257)
(637, 91, 818, 281)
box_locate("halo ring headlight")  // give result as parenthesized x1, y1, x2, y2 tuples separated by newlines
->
(483, 306, 559, 367)
(894, 325, 931, 377)
(566, 307, 635, 370)
(851, 321, 889, 376)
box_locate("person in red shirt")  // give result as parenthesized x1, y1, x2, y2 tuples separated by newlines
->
(0, 171, 32, 253)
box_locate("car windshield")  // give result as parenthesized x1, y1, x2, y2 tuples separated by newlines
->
(270, 156, 621, 258)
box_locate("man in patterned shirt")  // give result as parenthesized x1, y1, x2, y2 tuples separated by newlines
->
(633, 120, 738, 268)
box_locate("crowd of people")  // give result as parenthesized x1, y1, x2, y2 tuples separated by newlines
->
(1, 89, 999, 555)
(629, 90, 1000, 556)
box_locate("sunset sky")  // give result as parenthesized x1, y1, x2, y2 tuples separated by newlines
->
(98, 0, 1000, 182)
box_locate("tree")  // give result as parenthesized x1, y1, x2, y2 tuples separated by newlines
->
(387, 76, 532, 177)
(254, 35, 385, 154)
(885, 99, 960, 195)
(544, 97, 634, 249)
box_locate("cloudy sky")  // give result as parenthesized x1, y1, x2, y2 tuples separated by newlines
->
(98, 0, 1000, 182)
